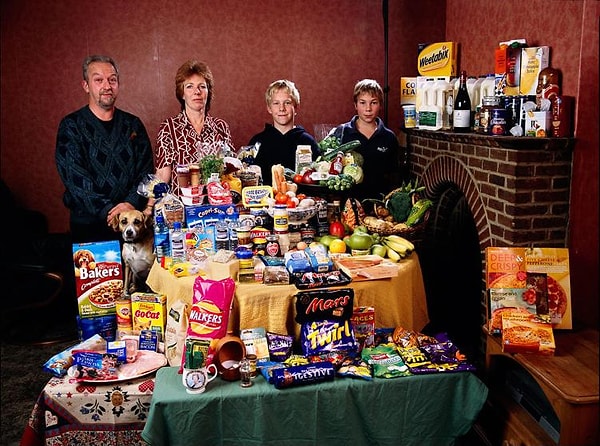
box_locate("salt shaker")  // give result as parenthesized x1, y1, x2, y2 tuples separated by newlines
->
(239, 357, 252, 388)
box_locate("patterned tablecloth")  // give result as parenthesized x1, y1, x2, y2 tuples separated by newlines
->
(21, 373, 155, 446)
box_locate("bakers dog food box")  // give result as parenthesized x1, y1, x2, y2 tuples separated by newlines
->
(486, 247, 572, 332)
(73, 240, 123, 318)
(131, 292, 167, 340)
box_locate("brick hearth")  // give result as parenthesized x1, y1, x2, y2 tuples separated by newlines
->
(406, 130, 574, 249)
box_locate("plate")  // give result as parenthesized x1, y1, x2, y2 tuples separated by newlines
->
(67, 350, 167, 383)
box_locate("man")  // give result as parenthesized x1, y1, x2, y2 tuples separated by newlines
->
(56, 55, 153, 242)
(248, 79, 320, 182)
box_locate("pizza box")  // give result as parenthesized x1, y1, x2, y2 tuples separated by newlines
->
(485, 247, 572, 330)
(333, 255, 399, 281)
(501, 312, 555, 356)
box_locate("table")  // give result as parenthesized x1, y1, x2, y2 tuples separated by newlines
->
(21, 373, 155, 446)
(146, 252, 429, 338)
(142, 366, 488, 446)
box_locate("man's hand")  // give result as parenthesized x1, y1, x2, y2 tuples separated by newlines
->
(107, 202, 135, 225)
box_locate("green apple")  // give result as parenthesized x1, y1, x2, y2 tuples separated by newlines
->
(347, 232, 374, 250)
(370, 244, 387, 258)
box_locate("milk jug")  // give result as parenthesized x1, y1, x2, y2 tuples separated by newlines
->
(473, 76, 486, 108)
(418, 78, 442, 130)
(479, 74, 496, 105)
(434, 77, 454, 130)
(466, 77, 478, 112)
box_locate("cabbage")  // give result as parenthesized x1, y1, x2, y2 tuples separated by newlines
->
(344, 151, 364, 167)
(343, 164, 363, 184)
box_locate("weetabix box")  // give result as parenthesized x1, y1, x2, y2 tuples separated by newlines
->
(73, 240, 123, 318)
(417, 42, 457, 77)
(131, 292, 167, 339)
(486, 247, 572, 331)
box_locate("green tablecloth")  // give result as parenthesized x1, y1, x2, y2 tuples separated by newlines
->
(142, 366, 488, 446)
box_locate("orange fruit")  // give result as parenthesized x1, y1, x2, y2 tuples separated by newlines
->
(329, 238, 347, 254)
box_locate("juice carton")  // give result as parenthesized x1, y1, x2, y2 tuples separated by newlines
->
(519, 46, 550, 96)
(494, 39, 526, 96)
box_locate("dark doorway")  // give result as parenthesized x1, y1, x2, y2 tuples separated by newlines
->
(419, 183, 484, 366)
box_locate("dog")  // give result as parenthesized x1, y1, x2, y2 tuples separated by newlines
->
(111, 209, 156, 295)
(73, 249, 96, 277)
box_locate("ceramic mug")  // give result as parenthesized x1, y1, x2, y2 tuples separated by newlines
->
(182, 364, 218, 394)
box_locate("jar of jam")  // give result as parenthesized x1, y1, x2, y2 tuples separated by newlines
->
(478, 96, 500, 134)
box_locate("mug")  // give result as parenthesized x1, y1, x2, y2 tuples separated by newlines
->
(182, 364, 218, 394)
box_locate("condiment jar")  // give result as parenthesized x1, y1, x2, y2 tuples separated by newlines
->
(478, 96, 500, 134)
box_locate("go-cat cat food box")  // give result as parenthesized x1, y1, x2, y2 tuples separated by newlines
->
(73, 240, 123, 318)
(131, 292, 167, 339)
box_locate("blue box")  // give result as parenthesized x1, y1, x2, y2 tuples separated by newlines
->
(185, 204, 239, 229)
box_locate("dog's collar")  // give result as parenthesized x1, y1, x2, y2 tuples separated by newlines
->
(123, 240, 136, 244)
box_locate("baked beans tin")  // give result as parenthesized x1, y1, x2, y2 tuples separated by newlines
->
(73, 240, 123, 318)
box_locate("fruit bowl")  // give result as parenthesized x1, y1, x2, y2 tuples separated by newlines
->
(266, 206, 317, 223)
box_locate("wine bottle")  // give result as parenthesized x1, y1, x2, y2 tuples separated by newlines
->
(453, 70, 472, 132)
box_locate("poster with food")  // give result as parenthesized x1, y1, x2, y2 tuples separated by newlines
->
(486, 247, 571, 330)
(73, 240, 123, 318)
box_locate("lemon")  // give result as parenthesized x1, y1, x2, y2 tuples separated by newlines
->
(328, 239, 347, 254)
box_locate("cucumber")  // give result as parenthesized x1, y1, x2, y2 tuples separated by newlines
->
(321, 140, 361, 161)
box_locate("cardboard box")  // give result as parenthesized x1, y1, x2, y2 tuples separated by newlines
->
(502, 312, 555, 356)
(184, 204, 239, 229)
(400, 77, 417, 105)
(486, 247, 572, 330)
(519, 46, 550, 96)
(417, 42, 457, 77)
(73, 240, 123, 318)
(131, 292, 167, 338)
(525, 111, 552, 137)
(494, 39, 526, 96)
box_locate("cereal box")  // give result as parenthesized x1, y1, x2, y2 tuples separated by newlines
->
(400, 77, 417, 105)
(73, 240, 123, 318)
(131, 292, 167, 339)
(486, 247, 572, 331)
(417, 42, 457, 77)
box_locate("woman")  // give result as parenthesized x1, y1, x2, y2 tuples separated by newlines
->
(155, 60, 233, 197)
(330, 79, 399, 200)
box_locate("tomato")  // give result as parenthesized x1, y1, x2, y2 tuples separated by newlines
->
(293, 174, 303, 184)
(275, 192, 288, 204)
(296, 193, 307, 201)
(329, 221, 346, 238)
(286, 197, 297, 208)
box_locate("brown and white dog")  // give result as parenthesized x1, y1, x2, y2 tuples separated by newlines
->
(111, 209, 156, 295)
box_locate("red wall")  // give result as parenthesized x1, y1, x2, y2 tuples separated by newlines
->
(1, 0, 597, 327)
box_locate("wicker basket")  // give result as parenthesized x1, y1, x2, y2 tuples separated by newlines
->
(360, 189, 430, 242)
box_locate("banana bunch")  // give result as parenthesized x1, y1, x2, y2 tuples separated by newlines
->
(382, 235, 415, 262)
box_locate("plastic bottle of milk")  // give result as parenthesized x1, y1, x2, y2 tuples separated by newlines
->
(416, 77, 436, 128)
(466, 77, 478, 112)
(434, 77, 454, 130)
(418, 79, 442, 130)
(473, 75, 486, 108)
(479, 74, 496, 103)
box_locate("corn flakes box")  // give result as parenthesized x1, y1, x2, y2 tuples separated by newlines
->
(486, 247, 572, 331)
(131, 292, 167, 339)
(73, 240, 123, 318)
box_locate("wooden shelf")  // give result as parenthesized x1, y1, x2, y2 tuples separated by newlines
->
(483, 328, 599, 446)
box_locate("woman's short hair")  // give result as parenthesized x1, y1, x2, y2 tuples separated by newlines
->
(265, 80, 300, 107)
(82, 55, 119, 82)
(353, 79, 383, 104)
(175, 60, 214, 112)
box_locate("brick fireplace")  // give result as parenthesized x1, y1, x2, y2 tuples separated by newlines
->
(403, 130, 574, 363)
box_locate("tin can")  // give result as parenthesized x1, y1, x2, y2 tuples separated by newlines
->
(479, 96, 500, 134)
(116, 297, 133, 330)
(490, 108, 508, 135)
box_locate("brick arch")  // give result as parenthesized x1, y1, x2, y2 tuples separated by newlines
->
(420, 154, 492, 250)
